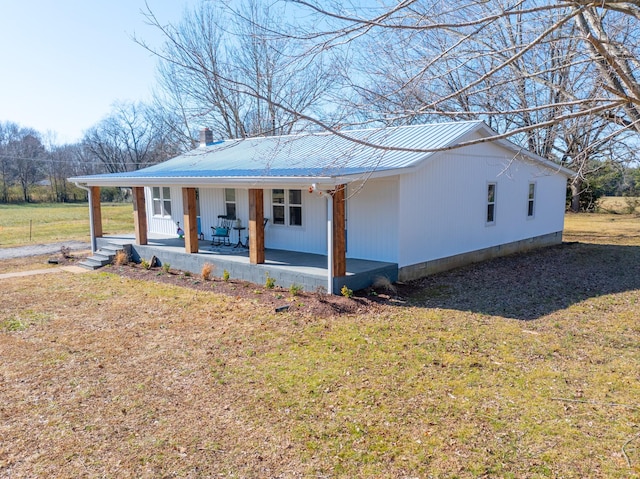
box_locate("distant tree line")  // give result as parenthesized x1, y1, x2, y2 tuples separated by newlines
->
(572, 160, 640, 211)
(0, 102, 186, 204)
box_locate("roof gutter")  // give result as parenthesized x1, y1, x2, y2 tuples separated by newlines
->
(68, 175, 345, 189)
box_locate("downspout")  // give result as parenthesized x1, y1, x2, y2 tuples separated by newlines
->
(74, 182, 97, 253)
(326, 192, 333, 295)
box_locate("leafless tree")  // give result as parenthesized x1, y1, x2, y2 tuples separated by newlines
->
(81, 101, 178, 174)
(143, 1, 637, 178)
(139, 0, 337, 141)
(0, 122, 19, 202)
(231, 0, 637, 209)
(0, 122, 45, 202)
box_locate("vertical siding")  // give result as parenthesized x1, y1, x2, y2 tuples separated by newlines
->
(346, 177, 399, 263)
(398, 141, 567, 268)
(146, 186, 327, 254)
(264, 188, 327, 254)
(146, 186, 184, 237)
(198, 188, 225, 237)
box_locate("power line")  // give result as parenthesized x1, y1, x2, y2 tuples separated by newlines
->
(0, 154, 102, 165)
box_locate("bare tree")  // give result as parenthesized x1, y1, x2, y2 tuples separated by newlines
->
(246, 0, 639, 209)
(132, 0, 640, 210)
(0, 123, 45, 202)
(139, 0, 337, 141)
(81, 101, 178, 174)
(0, 122, 19, 202)
(143, 1, 636, 162)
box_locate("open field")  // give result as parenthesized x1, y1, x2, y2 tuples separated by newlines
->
(564, 212, 640, 246)
(0, 203, 134, 247)
(598, 196, 640, 215)
(1, 211, 640, 477)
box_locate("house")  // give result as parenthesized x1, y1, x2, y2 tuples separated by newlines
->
(69, 121, 573, 293)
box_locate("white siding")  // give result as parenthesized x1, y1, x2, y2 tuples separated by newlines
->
(264, 188, 327, 254)
(146, 186, 183, 236)
(146, 186, 328, 253)
(198, 188, 225, 235)
(397, 141, 567, 268)
(346, 177, 400, 263)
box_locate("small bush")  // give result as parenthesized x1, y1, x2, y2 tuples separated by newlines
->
(161, 262, 171, 273)
(315, 285, 327, 297)
(184, 271, 192, 277)
(265, 272, 276, 289)
(114, 250, 129, 266)
(289, 283, 303, 296)
(140, 258, 151, 270)
(223, 269, 230, 282)
(341, 285, 354, 299)
(624, 196, 640, 214)
(373, 275, 397, 294)
(202, 263, 214, 281)
(60, 245, 71, 259)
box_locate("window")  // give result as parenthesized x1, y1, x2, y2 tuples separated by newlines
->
(289, 189, 302, 226)
(486, 183, 496, 224)
(527, 183, 535, 217)
(272, 188, 302, 226)
(152, 186, 172, 217)
(224, 188, 236, 219)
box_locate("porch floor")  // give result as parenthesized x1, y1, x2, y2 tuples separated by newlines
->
(97, 234, 398, 294)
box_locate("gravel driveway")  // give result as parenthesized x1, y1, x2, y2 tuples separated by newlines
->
(0, 241, 91, 260)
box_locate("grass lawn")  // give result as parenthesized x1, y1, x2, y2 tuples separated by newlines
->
(0, 211, 639, 477)
(0, 203, 134, 247)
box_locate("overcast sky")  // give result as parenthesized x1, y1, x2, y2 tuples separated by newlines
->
(0, 0, 197, 144)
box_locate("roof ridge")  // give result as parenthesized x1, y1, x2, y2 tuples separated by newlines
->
(211, 120, 485, 145)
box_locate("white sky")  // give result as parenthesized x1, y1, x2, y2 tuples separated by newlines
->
(0, 0, 197, 144)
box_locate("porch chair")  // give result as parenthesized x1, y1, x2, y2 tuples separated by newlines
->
(211, 215, 233, 246)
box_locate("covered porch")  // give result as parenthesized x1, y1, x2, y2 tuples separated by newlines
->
(96, 234, 398, 294)
(84, 182, 359, 293)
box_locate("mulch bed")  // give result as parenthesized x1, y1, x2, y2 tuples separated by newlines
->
(45, 249, 405, 318)
(107, 262, 401, 318)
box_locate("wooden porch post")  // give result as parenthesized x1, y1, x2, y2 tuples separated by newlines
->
(182, 187, 198, 253)
(132, 186, 148, 245)
(90, 186, 103, 238)
(248, 188, 265, 264)
(332, 184, 346, 277)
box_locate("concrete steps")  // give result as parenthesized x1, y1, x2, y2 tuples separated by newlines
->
(78, 244, 124, 270)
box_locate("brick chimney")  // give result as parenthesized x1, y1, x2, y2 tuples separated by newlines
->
(199, 127, 214, 147)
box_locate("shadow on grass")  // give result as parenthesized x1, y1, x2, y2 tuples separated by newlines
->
(402, 242, 640, 320)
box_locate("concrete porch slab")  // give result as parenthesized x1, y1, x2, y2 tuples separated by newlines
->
(97, 235, 398, 294)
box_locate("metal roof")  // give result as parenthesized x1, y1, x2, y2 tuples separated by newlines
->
(70, 121, 572, 186)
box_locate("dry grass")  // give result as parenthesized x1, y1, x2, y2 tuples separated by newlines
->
(0, 254, 60, 274)
(201, 262, 214, 281)
(1, 213, 640, 478)
(563, 212, 640, 246)
(0, 251, 90, 275)
(113, 250, 129, 266)
(598, 196, 640, 215)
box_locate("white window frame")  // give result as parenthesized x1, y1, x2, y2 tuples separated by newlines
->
(272, 188, 303, 227)
(527, 182, 536, 218)
(152, 186, 172, 218)
(486, 183, 496, 225)
(224, 188, 236, 219)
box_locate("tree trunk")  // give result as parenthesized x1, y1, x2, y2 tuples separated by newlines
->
(570, 178, 582, 213)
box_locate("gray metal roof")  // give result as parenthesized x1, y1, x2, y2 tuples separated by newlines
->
(70, 121, 572, 186)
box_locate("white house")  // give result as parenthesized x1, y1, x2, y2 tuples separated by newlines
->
(70, 121, 573, 292)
